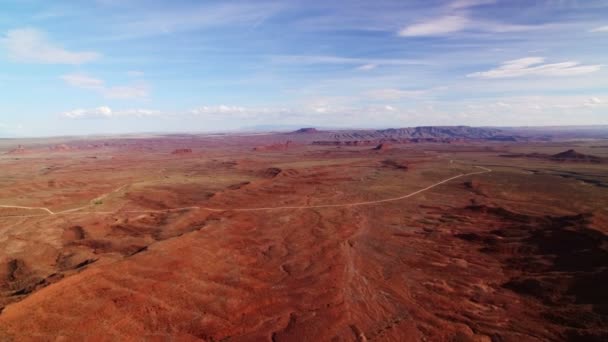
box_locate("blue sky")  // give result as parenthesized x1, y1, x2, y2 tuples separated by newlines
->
(1, 0, 607, 136)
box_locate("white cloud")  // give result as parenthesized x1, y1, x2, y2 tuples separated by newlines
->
(584, 97, 604, 107)
(366, 88, 426, 100)
(589, 97, 602, 104)
(3, 28, 99, 64)
(449, 0, 496, 9)
(398, 16, 546, 37)
(590, 25, 608, 33)
(191, 105, 248, 115)
(58, 94, 608, 128)
(190, 105, 291, 119)
(62, 106, 113, 118)
(467, 57, 602, 79)
(61, 73, 149, 99)
(398, 15, 469, 37)
(111, 3, 281, 39)
(458, 95, 608, 114)
(356, 63, 377, 71)
(62, 106, 160, 119)
(397, 2, 548, 38)
(61, 73, 104, 89)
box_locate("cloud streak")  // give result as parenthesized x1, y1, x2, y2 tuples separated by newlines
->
(590, 25, 608, 32)
(467, 57, 602, 79)
(61, 73, 149, 99)
(449, 0, 496, 9)
(3, 28, 100, 64)
(62, 106, 160, 119)
(366, 88, 427, 100)
(107, 2, 283, 40)
(399, 15, 470, 37)
(272, 55, 428, 67)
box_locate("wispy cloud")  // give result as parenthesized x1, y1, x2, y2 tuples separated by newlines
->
(366, 88, 427, 100)
(61, 73, 105, 89)
(399, 15, 469, 37)
(449, 0, 496, 9)
(467, 57, 602, 79)
(2, 28, 100, 64)
(584, 97, 603, 107)
(356, 63, 378, 71)
(590, 25, 608, 32)
(59, 94, 608, 128)
(62, 106, 160, 119)
(61, 73, 149, 99)
(190, 105, 291, 119)
(398, 14, 549, 37)
(108, 2, 283, 39)
(272, 55, 427, 67)
(398, 0, 549, 38)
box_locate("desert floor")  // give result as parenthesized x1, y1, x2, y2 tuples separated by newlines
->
(0, 136, 607, 341)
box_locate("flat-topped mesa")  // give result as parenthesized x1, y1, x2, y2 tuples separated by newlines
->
(171, 148, 193, 155)
(293, 127, 319, 134)
(501, 149, 604, 163)
(551, 149, 601, 162)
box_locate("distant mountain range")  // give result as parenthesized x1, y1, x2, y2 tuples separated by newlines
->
(284, 126, 521, 145)
(284, 125, 608, 144)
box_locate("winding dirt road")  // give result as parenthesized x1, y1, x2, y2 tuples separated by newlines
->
(0, 166, 491, 218)
(0, 205, 54, 215)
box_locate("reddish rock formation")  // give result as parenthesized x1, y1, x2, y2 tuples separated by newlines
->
(6, 145, 27, 155)
(501, 149, 604, 163)
(293, 127, 319, 134)
(551, 149, 603, 163)
(373, 143, 391, 151)
(171, 148, 193, 155)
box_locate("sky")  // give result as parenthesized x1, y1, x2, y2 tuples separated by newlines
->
(0, 0, 607, 137)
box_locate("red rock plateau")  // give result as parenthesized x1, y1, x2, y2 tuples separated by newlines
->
(0, 126, 607, 341)
(293, 127, 319, 134)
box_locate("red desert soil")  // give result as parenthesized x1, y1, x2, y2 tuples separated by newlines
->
(0, 131, 607, 341)
(5, 145, 28, 155)
(172, 148, 193, 155)
(50, 144, 72, 152)
(253, 141, 292, 152)
(373, 143, 392, 151)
